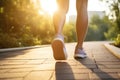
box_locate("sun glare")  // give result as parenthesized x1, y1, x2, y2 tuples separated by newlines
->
(40, 0, 57, 16)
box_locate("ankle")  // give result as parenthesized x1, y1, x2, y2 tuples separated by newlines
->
(75, 45, 83, 50)
(55, 33, 63, 36)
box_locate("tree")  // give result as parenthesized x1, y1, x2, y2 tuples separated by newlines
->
(100, 0, 120, 47)
(101, 0, 120, 37)
(0, 0, 54, 48)
(109, 0, 120, 32)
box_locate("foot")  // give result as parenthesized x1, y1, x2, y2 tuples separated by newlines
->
(51, 35, 67, 60)
(74, 48, 87, 59)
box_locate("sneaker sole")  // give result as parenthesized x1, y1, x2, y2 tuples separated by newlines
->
(74, 56, 87, 59)
(74, 54, 87, 59)
(52, 39, 67, 60)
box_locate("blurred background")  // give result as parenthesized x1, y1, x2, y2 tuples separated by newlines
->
(0, 0, 120, 48)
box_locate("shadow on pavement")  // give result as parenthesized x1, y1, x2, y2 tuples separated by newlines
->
(55, 62, 75, 80)
(75, 57, 118, 80)
(0, 50, 30, 60)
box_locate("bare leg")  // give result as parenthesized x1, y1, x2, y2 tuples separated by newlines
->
(52, 0, 69, 60)
(53, 0, 69, 36)
(76, 0, 88, 49)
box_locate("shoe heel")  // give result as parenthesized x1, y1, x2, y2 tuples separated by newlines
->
(52, 40, 67, 60)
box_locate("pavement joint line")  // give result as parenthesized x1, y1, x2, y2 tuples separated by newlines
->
(48, 71, 54, 80)
(23, 70, 32, 80)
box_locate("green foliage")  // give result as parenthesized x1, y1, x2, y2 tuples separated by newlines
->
(63, 22, 76, 42)
(0, 33, 19, 48)
(0, 0, 55, 48)
(85, 15, 109, 41)
(109, 0, 120, 32)
(101, 0, 120, 39)
(114, 34, 120, 47)
(104, 23, 118, 40)
(19, 34, 40, 46)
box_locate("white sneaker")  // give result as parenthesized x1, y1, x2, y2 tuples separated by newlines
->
(51, 35, 67, 60)
(74, 48, 87, 59)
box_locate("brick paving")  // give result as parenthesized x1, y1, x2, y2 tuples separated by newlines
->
(0, 42, 120, 80)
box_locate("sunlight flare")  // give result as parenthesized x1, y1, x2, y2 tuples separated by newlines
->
(40, 0, 57, 16)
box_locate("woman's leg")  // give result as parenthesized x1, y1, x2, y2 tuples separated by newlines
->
(76, 0, 88, 49)
(53, 0, 69, 36)
(74, 0, 88, 59)
(52, 0, 69, 60)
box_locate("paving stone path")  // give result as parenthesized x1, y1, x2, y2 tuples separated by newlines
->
(0, 42, 120, 80)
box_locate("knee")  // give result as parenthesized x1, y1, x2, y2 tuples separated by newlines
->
(61, 9, 68, 14)
(56, 0, 69, 14)
(58, 6, 69, 14)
